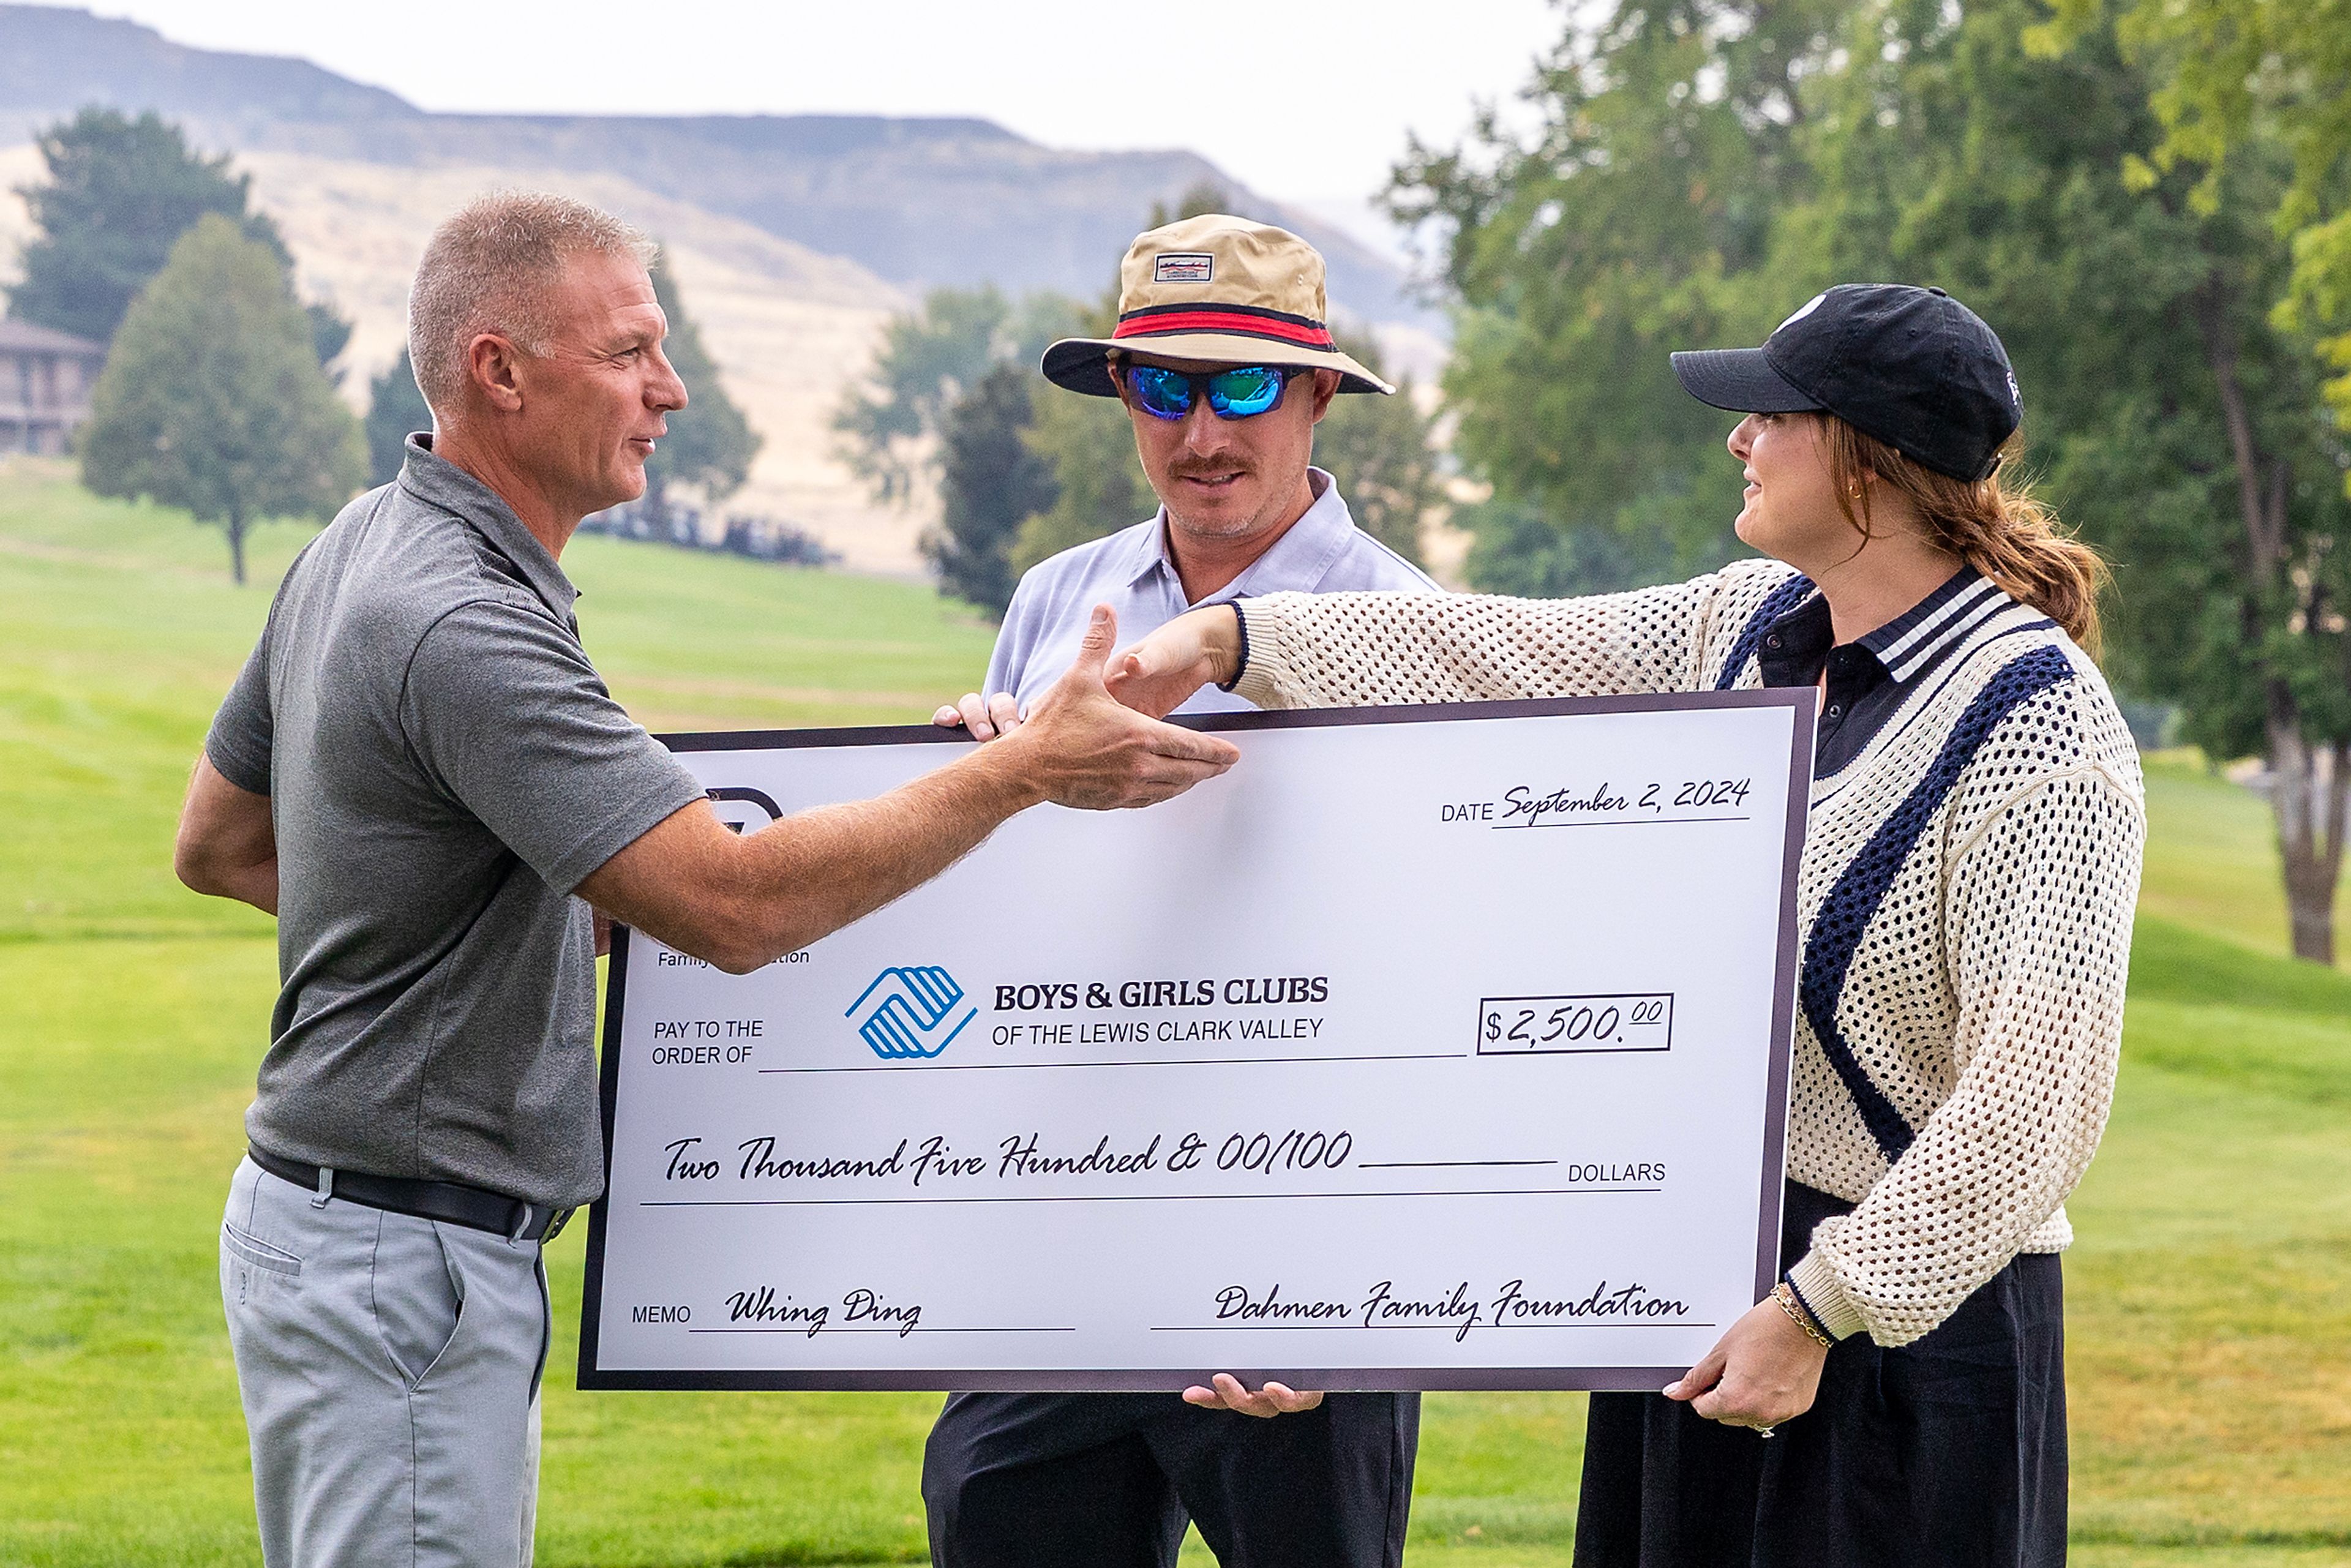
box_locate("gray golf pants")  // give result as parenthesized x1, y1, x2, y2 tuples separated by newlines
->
(219, 1156, 551, 1567)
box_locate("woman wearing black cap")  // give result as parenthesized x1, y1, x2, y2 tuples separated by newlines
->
(1110, 283, 2145, 1566)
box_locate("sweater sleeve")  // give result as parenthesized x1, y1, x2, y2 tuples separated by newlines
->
(1786, 765, 2144, 1345)
(1230, 564, 1780, 708)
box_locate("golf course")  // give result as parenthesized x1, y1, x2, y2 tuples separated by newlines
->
(1, 457, 2344, 1567)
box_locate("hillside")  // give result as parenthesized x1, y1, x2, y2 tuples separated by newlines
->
(0, 141, 931, 571)
(0, 4, 1430, 328)
(0, 4, 1450, 576)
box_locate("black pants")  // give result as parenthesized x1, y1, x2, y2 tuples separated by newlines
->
(923, 1390, 1419, 1568)
(1574, 1182, 2068, 1568)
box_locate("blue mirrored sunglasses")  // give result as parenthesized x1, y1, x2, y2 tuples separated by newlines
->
(1120, 363, 1299, 421)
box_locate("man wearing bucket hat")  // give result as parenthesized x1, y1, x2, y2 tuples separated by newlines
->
(923, 214, 1432, 1568)
(935, 211, 1437, 738)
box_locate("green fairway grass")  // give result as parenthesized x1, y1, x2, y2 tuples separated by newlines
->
(1, 459, 2344, 1566)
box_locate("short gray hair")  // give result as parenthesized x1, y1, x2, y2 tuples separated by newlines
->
(407, 191, 656, 418)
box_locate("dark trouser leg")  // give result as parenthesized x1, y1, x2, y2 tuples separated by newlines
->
(1577, 1391, 1766, 1568)
(1149, 1392, 1420, 1568)
(923, 1393, 1187, 1568)
(1576, 1182, 2070, 1568)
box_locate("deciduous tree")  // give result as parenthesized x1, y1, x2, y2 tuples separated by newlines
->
(1398, 0, 2347, 959)
(81, 216, 366, 585)
(642, 253, 762, 529)
(1798, 0, 2348, 962)
(833, 287, 1078, 505)
(2039, 0, 2351, 485)
(1313, 329, 1436, 566)
(1389, 0, 1848, 594)
(1011, 389, 1141, 579)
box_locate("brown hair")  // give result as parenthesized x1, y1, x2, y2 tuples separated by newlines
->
(1813, 415, 2107, 656)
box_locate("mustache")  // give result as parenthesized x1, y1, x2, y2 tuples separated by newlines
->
(1168, 456, 1253, 479)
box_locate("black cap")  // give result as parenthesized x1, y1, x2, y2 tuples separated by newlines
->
(1670, 283, 2022, 481)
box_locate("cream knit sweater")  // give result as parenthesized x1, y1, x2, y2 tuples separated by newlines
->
(1233, 558, 2145, 1348)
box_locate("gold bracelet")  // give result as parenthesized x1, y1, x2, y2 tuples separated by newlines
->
(1772, 1281, 1834, 1349)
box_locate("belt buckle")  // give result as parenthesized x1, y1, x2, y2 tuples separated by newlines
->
(506, 1204, 574, 1245)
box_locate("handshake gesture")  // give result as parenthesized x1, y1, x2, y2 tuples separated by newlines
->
(937, 602, 1245, 739)
(966, 603, 1240, 806)
(936, 601, 1319, 1419)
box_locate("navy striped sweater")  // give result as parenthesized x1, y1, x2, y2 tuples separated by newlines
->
(1235, 560, 2145, 1346)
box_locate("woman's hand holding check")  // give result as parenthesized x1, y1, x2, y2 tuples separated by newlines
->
(1665, 1296, 1829, 1435)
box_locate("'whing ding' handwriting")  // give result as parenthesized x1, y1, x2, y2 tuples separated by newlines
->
(722, 1286, 924, 1337)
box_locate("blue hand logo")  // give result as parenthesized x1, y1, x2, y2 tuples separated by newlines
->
(846, 966, 978, 1060)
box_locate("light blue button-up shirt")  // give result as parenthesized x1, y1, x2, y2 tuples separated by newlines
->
(984, 467, 1441, 714)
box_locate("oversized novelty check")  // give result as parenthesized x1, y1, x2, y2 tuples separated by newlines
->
(579, 691, 1814, 1392)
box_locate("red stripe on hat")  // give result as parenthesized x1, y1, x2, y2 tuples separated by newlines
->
(1112, 310, 1335, 350)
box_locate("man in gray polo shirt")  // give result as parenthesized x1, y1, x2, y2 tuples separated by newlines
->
(926, 215, 1437, 1568)
(173, 192, 1235, 1568)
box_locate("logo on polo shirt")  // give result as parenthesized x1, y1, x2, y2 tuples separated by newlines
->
(846, 966, 977, 1060)
(1153, 252, 1215, 283)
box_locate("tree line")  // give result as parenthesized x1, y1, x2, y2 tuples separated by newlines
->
(1368, 0, 2344, 964)
(7, 108, 763, 585)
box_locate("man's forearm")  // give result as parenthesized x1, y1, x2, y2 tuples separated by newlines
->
(174, 756, 280, 915)
(588, 604, 1238, 972)
(216, 860, 280, 916)
(696, 743, 1043, 971)
(175, 850, 278, 914)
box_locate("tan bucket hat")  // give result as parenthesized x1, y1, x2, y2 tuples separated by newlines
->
(1042, 212, 1393, 398)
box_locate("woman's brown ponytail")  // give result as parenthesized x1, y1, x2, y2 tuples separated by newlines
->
(1816, 416, 2107, 656)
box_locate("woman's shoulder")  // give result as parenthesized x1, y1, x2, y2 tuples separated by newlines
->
(1686, 558, 1814, 682)
(1699, 555, 1808, 620)
(1937, 614, 2143, 812)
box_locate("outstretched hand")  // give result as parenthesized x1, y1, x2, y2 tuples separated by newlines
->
(1105, 604, 1243, 719)
(1181, 1373, 1325, 1419)
(999, 604, 1239, 811)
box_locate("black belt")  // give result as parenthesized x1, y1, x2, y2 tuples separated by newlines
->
(248, 1145, 571, 1242)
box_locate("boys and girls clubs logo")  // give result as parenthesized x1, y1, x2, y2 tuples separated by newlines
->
(847, 967, 977, 1060)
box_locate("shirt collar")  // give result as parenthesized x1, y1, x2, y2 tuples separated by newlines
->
(1856, 566, 2012, 682)
(397, 433, 580, 621)
(1130, 467, 1357, 605)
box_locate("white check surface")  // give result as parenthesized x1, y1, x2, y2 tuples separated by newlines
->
(582, 695, 1810, 1391)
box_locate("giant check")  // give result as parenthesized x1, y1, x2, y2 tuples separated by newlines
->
(580, 692, 1814, 1392)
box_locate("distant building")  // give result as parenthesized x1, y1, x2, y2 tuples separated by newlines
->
(0, 318, 107, 456)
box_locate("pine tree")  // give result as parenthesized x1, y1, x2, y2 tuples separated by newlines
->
(12, 108, 293, 345)
(362, 347, 434, 487)
(929, 363, 1057, 617)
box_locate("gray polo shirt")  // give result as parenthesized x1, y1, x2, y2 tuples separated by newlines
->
(986, 467, 1439, 713)
(206, 437, 703, 1208)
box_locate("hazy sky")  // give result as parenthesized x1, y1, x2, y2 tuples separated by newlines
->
(60, 0, 1567, 251)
